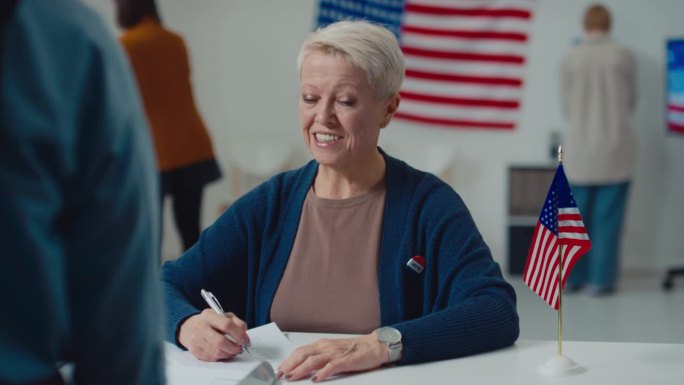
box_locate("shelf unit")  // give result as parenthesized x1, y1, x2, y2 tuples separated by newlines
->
(507, 165, 555, 275)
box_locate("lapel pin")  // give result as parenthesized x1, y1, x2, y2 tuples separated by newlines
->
(406, 255, 426, 274)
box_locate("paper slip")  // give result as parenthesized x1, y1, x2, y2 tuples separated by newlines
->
(166, 322, 294, 385)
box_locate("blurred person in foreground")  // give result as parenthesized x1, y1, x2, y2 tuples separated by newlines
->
(560, 3, 637, 296)
(162, 20, 519, 383)
(114, 0, 221, 253)
(0, 0, 164, 383)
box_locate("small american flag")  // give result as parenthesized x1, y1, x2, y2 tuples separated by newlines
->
(316, 0, 536, 130)
(523, 164, 591, 310)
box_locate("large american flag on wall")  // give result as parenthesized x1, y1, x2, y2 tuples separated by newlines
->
(667, 39, 684, 134)
(522, 164, 591, 310)
(316, 0, 536, 130)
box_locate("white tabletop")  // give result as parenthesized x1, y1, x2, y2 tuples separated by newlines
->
(286, 333, 684, 384)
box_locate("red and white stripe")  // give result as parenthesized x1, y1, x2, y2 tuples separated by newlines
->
(523, 208, 591, 310)
(667, 99, 684, 133)
(396, 0, 535, 129)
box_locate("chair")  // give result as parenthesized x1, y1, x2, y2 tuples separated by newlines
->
(218, 140, 297, 213)
(662, 267, 684, 290)
(381, 142, 456, 183)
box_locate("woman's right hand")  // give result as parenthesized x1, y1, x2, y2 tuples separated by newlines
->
(178, 309, 251, 361)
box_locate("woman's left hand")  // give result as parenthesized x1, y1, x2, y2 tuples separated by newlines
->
(277, 333, 389, 382)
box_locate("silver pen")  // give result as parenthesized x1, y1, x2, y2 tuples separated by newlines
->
(201, 289, 251, 354)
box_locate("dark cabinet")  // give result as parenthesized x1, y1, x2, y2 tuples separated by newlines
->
(507, 165, 555, 275)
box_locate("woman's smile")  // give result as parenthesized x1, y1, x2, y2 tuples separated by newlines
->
(314, 132, 342, 146)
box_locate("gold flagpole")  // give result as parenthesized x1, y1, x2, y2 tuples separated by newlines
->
(558, 248, 564, 356)
(557, 145, 564, 357)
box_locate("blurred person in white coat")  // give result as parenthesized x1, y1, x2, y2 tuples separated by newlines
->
(560, 3, 637, 296)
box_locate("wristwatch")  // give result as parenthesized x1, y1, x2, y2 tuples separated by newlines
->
(374, 326, 402, 364)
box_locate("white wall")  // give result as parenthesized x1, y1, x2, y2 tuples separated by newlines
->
(84, 0, 684, 271)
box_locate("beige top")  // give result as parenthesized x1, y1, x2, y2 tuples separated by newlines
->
(270, 181, 386, 334)
(559, 34, 637, 184)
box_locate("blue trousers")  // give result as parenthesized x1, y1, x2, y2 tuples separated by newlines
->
(567, 181, 631, 289)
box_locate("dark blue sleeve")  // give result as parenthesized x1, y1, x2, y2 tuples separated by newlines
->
(62, 8, 166, 385)
(392, 178, 519, 364)
(161, 196, 254, 346)
(160, 165, 306, 346)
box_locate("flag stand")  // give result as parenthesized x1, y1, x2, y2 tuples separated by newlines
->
(538, 242, 582, 376)
(538, 146, 583, 376)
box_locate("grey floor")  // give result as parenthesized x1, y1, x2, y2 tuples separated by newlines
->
(509, 270, 684, 344)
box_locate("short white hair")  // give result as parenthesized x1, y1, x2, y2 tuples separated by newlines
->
(297, 20, 405, 100)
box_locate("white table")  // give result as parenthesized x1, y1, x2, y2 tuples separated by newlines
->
(283, 333, 684, 384)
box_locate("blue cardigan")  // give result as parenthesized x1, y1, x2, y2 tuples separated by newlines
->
(162, 151, 519, 364)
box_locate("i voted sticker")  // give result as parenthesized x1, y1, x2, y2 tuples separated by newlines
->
(406, 255, 426, 274)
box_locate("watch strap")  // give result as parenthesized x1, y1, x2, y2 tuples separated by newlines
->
(387, 340, 402, 363)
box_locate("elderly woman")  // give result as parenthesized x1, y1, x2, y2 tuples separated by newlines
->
(162, 20, 519, 382)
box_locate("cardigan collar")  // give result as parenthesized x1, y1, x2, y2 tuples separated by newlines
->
(258, 147, 412, 325)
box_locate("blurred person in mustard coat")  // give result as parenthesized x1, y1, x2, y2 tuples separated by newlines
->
(115, 0, 221, 252)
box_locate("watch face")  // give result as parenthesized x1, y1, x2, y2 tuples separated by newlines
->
(378, 327, 402, 344)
